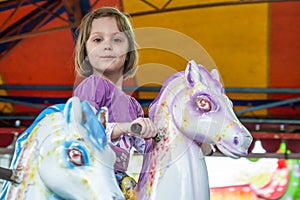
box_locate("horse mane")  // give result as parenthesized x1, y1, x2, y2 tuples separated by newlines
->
(148, 71, 184, 120)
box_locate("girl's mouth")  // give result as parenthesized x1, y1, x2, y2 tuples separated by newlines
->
(101, 55, 115, 58)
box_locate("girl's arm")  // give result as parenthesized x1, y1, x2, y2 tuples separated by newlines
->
(111, 117, 157, 141)
(110, 122, 131, 142)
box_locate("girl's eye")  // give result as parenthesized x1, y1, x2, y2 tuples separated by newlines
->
(195, 96, 212, 112)
(113, 38, 123, 43)
(67, 148, 84, 166)
(93, 38, 102, 43)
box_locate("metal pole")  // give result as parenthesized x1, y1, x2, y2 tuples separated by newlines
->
(236, 97, 300, 115)
(0, 167, 22, 184)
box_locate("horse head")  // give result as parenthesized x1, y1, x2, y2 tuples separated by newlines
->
(2, 97, 124, 200)
(151, 60, 253, 159)
(37, 97, 124, 200)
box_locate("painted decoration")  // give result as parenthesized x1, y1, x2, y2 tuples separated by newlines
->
(207, 143, 300, 199)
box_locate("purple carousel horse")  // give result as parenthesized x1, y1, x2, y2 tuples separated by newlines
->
(136, 60, 253, 200)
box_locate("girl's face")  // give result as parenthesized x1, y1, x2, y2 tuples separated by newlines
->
(86, 17, 129, 78)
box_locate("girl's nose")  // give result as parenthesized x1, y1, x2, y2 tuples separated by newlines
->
(103, 40, 112, 51)
(104, 46, 112, 50)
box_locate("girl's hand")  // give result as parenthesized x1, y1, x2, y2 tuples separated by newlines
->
(198, 143, 215, 156)
(130, 117, 157, 139)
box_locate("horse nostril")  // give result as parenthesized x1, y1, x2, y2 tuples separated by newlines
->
(233, 136, 239, 145)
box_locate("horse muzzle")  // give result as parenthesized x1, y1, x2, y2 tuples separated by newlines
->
(216, 129, 253, 159)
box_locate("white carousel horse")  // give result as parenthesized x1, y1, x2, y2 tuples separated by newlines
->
(136, 60, 253, 200)
(0, 97, 124, 200)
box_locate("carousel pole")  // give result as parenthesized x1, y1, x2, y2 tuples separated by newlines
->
(0, 166, 22, 184)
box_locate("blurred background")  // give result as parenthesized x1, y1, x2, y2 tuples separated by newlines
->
(0, 0, 299, 199)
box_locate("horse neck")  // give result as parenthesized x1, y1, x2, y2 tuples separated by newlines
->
(15, 117, 53, 169)
(8, 137, 50, 199)
(9, 117, 58, 199)
(151, 76, 186, 140)
(9, 172, 50, 199)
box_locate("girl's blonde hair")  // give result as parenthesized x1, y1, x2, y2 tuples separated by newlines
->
(75, 7, 138, 79)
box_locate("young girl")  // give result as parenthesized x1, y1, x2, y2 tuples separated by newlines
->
(73, 6, 213, 198)
(73, 7, 157, 197)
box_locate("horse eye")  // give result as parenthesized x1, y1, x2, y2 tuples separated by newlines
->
(195, 96, 212, 112)
(68, 148, 84, 166)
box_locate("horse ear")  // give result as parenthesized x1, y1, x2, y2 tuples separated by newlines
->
(81, 101, 107, 151)
(185, 60, 206, 87)
(97, 107, 108, 129)
(211, 69, 221, 82)
(64, 97, 82, 124)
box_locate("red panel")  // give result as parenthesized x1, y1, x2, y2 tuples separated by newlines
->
(0, 128, 25, 147)
(93, 0, 123, 10)
(0, 135, 14, 147)
(269, 3, 300, 117)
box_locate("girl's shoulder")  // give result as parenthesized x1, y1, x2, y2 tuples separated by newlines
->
(74, 75, 113, 99)
(128, 95, 144, 117)
(128, 95, 140, 105)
